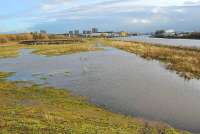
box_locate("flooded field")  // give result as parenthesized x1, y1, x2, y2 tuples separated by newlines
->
(0, 47, 200, 133)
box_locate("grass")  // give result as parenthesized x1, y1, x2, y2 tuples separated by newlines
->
(0, 39, 101, 58)
(0, 72, 15, 80)
(0, 44, 24, 58)
(0, 72, 190, 134)
(102, 39, 200, 80)
(26, 39, 101, 56)
(0, 41, 20, 46)
(0, 39, 193, 133)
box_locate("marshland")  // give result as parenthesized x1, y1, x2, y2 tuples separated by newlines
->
(0, 34, 200, 133)
(2, 0, 200, 133)
(102, 39, 200, 80)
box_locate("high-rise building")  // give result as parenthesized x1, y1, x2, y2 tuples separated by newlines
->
(87, 30, 92, 34)
(40, 30, 47, 34)
(74, 30, 79, 35)
(92, 28, 98, 33)
(69, 31, 74, 36)
(83, 30, 87, 34)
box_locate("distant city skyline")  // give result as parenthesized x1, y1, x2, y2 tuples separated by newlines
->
(1, 0, 200, 33)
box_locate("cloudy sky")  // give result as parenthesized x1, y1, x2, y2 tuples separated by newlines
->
(0, 0, 200, 33)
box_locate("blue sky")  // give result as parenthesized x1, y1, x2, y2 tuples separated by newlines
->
(1, 0, 200, 33)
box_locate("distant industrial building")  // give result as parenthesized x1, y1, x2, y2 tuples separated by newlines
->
(119, 31, 128, 37)
(69, 31, 74, 36)
(82, 31, 85, 34)
(74, 30, 80, 35)
(154, 29, 176, 37)
(66, 28, 130, 38)
(82, 29, 92, 34)
(92, 28, 98, 33)
(164, 29, 176, 36)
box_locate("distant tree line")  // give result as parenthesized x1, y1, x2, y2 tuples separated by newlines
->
(154, 30, 200, 39)
(154, 30, 165, 36)
(183, 32, 200, 39)
(0, 33, 70, 43)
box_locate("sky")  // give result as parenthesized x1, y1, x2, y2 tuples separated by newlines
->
(0, 0, 200, 33)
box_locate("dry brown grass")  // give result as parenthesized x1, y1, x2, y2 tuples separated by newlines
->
(0, 41, 20, 46)
(27, 40, 101, 56)
(0, 44, 24, 58)
(0, 39, 100, 58)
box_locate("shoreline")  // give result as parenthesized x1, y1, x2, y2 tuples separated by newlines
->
(102, 39, 200, 80)
(114, 36, 200, 48)
(0, 71, 190, 133)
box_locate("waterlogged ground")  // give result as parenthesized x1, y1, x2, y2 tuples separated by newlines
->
(2, 74, 172, 133)
(0, 47, 200, 133)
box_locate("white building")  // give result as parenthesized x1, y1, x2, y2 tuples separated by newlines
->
(164, 29, 176, 36)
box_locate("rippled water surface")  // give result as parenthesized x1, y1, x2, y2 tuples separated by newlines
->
(0, 47, 200, 133)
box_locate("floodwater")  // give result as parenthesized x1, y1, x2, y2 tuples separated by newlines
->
(116, 36, 200, 48)
(0, 47, 200, 133)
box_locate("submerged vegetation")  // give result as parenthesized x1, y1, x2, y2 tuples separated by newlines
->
(0, 71, 190, 133)
(102, 40, 200, 80)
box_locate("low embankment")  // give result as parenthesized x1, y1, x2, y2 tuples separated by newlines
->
(20, 38, 83, 45)
(102, 39, 200, 80)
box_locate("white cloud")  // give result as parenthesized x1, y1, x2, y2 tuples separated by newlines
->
(131, 18, 151, 24)
(174, 9, 185, 13)
(41, 4, 56, 12)
(3, 0, 199, 33)
(151, 7, 166, 14)
(184, 0, 200, 5)
(40, 0, 74, 12)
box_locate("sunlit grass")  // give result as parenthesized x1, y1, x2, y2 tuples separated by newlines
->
(102, 40, 200, 80)
(0, 39, 101, 58)
(0, 39, 193, 133)
(27, 39, 102, 56)
(0, 72, 15, 80)
(0, 44, 24, 58)
(0, 72, 189, 134)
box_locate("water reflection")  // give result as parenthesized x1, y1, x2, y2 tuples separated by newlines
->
(116, 36, 200, 48)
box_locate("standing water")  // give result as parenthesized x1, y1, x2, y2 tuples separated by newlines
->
(0, 47, 200, 133)
(116, 36, 200, 48)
